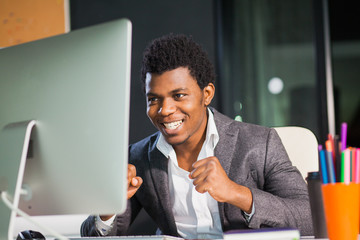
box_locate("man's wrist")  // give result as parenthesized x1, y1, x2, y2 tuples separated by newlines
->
(243, 202, 255, 222)
(227, 183, 253, 213)
(99, 214, 115, 221)
(95, 214, 116, 236)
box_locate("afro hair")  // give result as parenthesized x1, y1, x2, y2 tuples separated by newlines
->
(141, 34, 215, 90)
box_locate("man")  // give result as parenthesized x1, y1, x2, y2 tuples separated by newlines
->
(81, 34, 313, 238)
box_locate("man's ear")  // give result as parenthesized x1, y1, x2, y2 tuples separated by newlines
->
(203, 83, 215, 106)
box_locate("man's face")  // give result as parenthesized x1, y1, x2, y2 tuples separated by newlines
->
(145, 67, 214, 146)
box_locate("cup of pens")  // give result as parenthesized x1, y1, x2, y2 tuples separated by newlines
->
(320, 122, 360, 240)
(322, 183, 359, 240)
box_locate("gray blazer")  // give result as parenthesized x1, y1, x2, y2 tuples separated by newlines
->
(81, 108, 313, 236)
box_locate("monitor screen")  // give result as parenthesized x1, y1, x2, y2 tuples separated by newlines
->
(0, 19, 131, 238)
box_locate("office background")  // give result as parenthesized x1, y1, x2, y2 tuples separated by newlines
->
(69, 0, 360, 148)
(3, 0, 359, 147)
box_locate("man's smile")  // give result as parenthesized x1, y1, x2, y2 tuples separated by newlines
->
(162, 120, 184, 130)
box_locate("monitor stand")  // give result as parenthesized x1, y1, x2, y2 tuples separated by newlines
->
(0, 120, 36, 240)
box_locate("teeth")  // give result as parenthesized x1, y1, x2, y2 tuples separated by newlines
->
(163, 120, 182, 130)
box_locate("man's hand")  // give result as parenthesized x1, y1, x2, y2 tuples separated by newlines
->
(189, 156, 253, 213)
(127, 164, 143, 199)
(100, 164, 142, 221)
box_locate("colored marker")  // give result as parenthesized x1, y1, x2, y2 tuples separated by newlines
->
(319, 150, 328, 184)
(325, 140, 335, 171)
(327, 134, 336, 162)
(326, 150, 336, 183)
(318, 145, 323, 151)
(340, 151, 345, 183)
(351, 148, 356, 182)
(341, 122, 347, 151)
(344, 149, 351, 184)
(334, 135, 341, 182)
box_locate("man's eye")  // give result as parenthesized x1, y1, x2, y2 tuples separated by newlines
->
(148, 97, 158, 103)
(174, 94, 185, 99)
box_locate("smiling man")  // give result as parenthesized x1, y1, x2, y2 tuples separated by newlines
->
(81, 34, 313, 238)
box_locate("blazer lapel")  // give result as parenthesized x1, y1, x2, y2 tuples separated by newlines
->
(212, 109, 240, 229)
(148, 137, 178, 235)
(213, 109, 239, 175)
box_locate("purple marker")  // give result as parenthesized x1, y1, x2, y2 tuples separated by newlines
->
(341, 122, 347, 151)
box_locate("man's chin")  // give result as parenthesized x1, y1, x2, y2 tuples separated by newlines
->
(164, 135, 188, 146)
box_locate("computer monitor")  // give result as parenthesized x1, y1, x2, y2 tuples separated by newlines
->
(0, 19, 132, 239)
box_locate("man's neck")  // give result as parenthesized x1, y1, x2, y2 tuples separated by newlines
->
(175, 145, 202, 172)
(173, 124, 207, 172)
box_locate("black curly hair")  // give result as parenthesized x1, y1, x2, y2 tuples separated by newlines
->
(141, 34, 215, 91)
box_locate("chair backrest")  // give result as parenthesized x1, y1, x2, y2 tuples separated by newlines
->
(274, 126, 319, 180)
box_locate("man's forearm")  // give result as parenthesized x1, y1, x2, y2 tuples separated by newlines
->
(225, 181, 253, 214)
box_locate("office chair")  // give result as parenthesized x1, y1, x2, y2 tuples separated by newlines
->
(273, 126, 319, 180)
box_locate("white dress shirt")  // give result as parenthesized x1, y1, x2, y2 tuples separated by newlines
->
(156, 108, 222, 239)
(95, 109, 254, 237)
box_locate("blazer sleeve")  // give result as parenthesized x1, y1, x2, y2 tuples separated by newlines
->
(246, 129, 313, 235)
(80, 197, 143, 236)
(80, 215, 102, 237)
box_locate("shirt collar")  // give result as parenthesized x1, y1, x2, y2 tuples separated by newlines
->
(156, 108, 219, 158)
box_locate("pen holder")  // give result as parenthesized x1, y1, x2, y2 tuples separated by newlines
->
(322, 183, 359, 240)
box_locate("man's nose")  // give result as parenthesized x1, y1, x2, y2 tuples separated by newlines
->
(158, 98, 176, 116)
